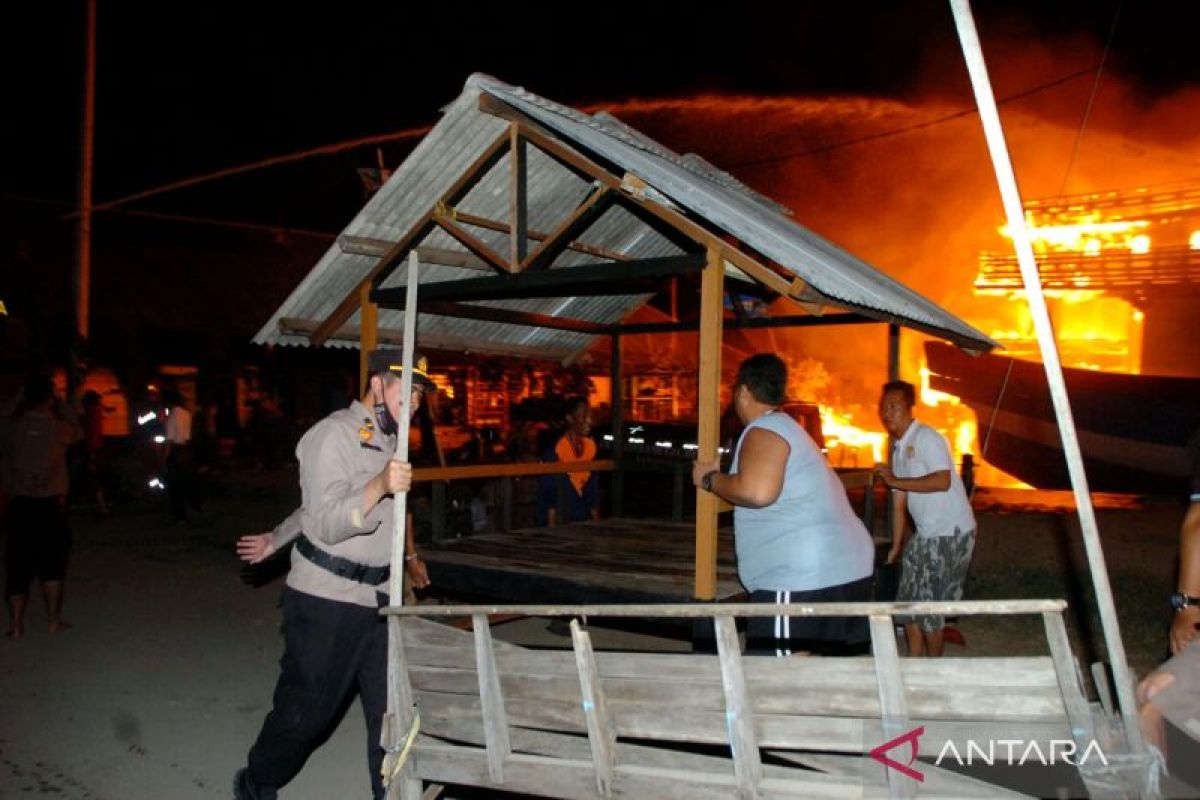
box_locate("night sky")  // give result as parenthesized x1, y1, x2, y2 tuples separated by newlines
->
(5, 1, 1197, 231)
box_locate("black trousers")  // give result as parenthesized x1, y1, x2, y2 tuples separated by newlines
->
(5, 496, 71, 597)
(247, 588, 388, 798)
(165, 445, 201, 520)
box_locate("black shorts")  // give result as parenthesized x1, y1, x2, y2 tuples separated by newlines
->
(5, 496, 72, 596)
(746, 575, 873, 656)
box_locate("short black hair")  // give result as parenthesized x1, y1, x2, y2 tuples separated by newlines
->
(736, 354, 786, 405)
(881, 380, 916, 408)
(22, 373, 54, 407)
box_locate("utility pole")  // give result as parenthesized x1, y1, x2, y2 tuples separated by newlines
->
(72, 0, 96, 397)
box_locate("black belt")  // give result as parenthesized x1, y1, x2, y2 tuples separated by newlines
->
(295, 536, 390, 586)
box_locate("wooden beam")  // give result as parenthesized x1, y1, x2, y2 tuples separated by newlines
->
(413, 460, 614, 482)
(371, 253, 705, 306)
(337, 236, 492, 272)
(714, 616, 762, 798)
(570, 621, 617, 797)
(358, 282, 377, 394)
(420, 300, 610, 335)
(509, 124, 527, 269)
(309, 129, 511, 346)
(472, 613, 511, 782)
(432, 213, 512, 274)
(520, 187, 615, 272)
(450, 209, 631, 263)
(616, 312, 875, 335)
(481, 99, 827, 300)
(694, 245, 723, 601)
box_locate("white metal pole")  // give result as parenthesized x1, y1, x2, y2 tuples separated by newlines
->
(948, 0, 1144, 753)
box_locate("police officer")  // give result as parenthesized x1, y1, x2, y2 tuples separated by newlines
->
(233, 349, 433, 800)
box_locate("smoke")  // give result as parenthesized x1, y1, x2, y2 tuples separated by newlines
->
(593, 31, 1199, 412)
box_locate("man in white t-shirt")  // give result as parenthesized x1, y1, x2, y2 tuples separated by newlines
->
(875, 380, 976, 657)
(163, 387, 201, 523)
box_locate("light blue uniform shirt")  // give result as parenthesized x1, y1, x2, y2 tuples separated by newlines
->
(731, 411, 874, 592)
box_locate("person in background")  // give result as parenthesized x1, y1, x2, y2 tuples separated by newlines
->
(81, 390, 109, 514)
(876, 380, 976, 658)
(232, 349, 433, 800)
(693, 354, 874, 656)
(1136, 450, 1200, 779)
(536, 396, 599, 526)
(0, 372, 83, 638)
(163, 386, 202, 524)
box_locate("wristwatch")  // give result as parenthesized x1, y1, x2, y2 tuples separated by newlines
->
(1170, 591, 1200, 611)
(701, 470, 719, 492)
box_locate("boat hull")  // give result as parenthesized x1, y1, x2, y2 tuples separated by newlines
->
(925, 342, 1200, 494)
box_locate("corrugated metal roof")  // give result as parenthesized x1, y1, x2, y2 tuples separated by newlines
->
(255, 74, 996, 358)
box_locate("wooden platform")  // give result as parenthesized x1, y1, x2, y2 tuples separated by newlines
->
(421, 518, 744, 604)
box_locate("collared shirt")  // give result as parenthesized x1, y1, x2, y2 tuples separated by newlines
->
(892, 419, 975, 539)
(286, 400, 398, 608)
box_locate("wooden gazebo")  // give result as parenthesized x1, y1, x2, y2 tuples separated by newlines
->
(256, 73, 995, 602)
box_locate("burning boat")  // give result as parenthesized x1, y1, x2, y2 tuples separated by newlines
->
(926, 340, 1200, 494)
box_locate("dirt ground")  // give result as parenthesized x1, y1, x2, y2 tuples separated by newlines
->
(0, 467, 1189, 799)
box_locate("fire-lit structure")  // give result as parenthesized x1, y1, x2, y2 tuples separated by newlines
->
(976, 180, 1200, 377)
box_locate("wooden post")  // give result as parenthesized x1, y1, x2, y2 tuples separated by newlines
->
(509, 124, 527, 269)
(570, 620, 617, 797)
(885, 323, 900, 547)
(713, 616, 761, 798)
(360, 282, 379, 394)
(869, 614, 914, 799)
(70, 0, 96, 400)
(949, 0, 1144, 753)
(693, 245, 723, 600)
(472, 613, 512, 782)
(610, 333, 624, 517)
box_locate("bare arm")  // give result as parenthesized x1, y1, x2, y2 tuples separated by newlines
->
(875, 464, 951, 493)
(1171, 502, 1200, 654)
(692, 427, 788, 508)
(887, 490, 910, 564)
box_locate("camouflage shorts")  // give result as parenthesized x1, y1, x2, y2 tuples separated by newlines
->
(896, 527, 975, 632)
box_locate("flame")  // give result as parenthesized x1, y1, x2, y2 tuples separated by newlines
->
(1000, 215, 1151, 254)
(819, 407, 885, 466)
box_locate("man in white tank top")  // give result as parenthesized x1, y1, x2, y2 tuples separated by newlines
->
(693, 354, 874, 655)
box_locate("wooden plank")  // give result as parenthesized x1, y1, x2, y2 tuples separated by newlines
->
(694, 245, 724, 600)
(869, 614, 914, 799)
(337, 236, 492, 272)
(509, 123, 527, 269)
(412, 459, 614, 482)
(520, 187, 615, 272)
(769, 751, 1034, 799)
(408, 739, 873, 800)
(415, 689, 1070, 754)
(447, 208, 632, 263)
(432, 214, 511, 274)
(407, 664, 1065, 721)
(472, 613, 511, 782)
(570, 620, 617, 797)
(420, 300, 610, 335)
(714, 616, 761, 798)
(387, 598, 1067, 619)
(1042, 612, 1096, 742)
(371, 252, 705, 307)
(614, 312, 875, 335)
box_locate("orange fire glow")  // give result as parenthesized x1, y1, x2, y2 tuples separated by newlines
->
(820, 407, 885, 467)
